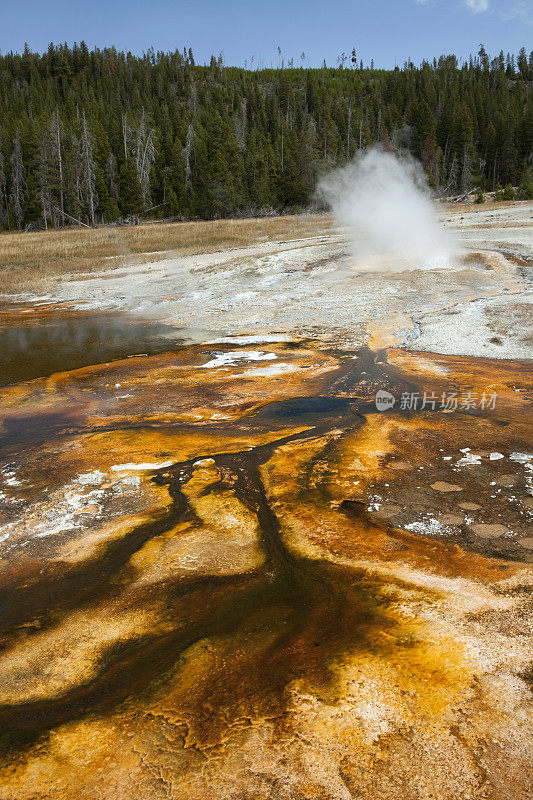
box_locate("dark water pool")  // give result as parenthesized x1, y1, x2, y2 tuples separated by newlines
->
(0, 312, 185, 386)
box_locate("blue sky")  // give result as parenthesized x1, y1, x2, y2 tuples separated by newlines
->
(0, 0, 530, 68)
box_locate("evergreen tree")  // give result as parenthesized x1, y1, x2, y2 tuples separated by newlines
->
(119, 157, 144, 215)
(165, 185, 180, 217)
(0, 43, 529, 226)
(95, 167, 119, 221)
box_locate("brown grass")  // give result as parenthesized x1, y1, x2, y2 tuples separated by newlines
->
(442, 199, 528, 213)
(0, 214, 332, 295)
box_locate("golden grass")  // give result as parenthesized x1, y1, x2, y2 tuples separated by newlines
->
(0, 215, 332, 295)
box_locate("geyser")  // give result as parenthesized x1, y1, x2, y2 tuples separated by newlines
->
(318, 146, 459, 271)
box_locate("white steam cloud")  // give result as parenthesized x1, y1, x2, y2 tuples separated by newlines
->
(318, 147, 459, 272)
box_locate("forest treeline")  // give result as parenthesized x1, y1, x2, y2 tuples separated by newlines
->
(0, 43, 532, 229)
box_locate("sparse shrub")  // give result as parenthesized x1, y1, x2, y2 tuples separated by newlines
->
(518, 181, 533, 200)
(517, 169, 533, 200)
(475, 190, 485, 204)
(494, 184, 516, 201)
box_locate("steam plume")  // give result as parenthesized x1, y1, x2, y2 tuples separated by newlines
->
(318, 147, 459, 271)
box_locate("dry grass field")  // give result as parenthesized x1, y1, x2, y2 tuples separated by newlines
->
(0, 200, 525, 296)
(0, 215, 332, 294)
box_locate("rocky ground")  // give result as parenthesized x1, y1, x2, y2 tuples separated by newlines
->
(0, 202, 531, 800)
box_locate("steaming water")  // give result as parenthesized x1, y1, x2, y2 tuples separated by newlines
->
(0, 314, 182, 386)
(319, 147, 459, 272)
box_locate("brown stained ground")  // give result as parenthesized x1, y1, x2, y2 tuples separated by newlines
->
(0, 311, 531, 800)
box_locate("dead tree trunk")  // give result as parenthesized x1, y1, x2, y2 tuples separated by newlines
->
(10, 130, 26, 229)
